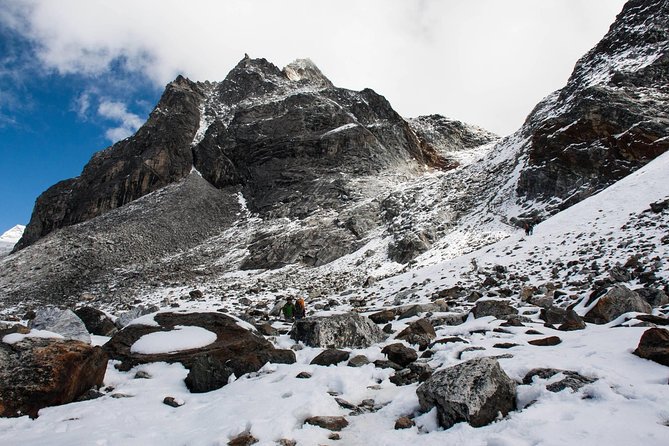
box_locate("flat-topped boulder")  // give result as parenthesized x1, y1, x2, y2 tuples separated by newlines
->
(104, 312, 295, 392)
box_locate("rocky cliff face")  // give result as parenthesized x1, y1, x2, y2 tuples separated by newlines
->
(515, 0, 669, 214)
(16, 57, 446, 251)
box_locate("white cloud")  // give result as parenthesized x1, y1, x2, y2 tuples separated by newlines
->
(97, 100, 143, 142)
(2, 0, 627, 135)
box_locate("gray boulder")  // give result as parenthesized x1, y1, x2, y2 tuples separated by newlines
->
(115, 305, 160, 328)
(416, 357, 516, 429)
(290, 313, 384, 348)
(29, 307, 91, 343)
(584, 285, 652, 324)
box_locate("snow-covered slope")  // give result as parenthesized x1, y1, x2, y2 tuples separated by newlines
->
(0, 153, 667, 443)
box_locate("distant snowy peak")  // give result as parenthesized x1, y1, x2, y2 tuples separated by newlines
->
(0, 225, 25, 244)
(0, 225, 24, 256)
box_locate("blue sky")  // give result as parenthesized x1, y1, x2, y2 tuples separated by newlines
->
(0, 22, 160, 233)
(0, 0, 626, 235)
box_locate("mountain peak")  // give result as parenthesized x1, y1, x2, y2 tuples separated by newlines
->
(283, 58, 333, 88)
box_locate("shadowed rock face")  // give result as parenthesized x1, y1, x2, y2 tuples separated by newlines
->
(15, 57, 447, 252)
(516, 0, 669, 212)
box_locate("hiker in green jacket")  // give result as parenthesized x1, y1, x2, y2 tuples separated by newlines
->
(282, 297, 295, 321)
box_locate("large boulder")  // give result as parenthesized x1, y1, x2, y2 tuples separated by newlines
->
(104, 312, 295, 393)
(28, 307, 90, 343)
(416, 357, 517, 429)
(290, 313, 384, 348)
(584, 285, 652, 324)
(633, 328, 669, 366)
(0, 337, 108, 418)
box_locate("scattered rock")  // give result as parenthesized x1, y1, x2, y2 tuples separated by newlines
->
(635, 314, 669, 326)
(429, 313, 466, 327)
(381, 343, 418, 367)
(633, 328, 669, 366)
(472, 299, 518, 319)
(290, 313, 384, 348)
(328, 433, 341, 441)
(636, 287, 669, 308)
(368, 309, 395, 324)
(228, 432, 258, 446)
(189, 289, 204, 299)
(134, 370, 152, 379)
(523, 368, 596, 392)
(493, 343, 519, 349)
(347, 355, 370, 367)
(394, 416, 415, 429)
(28, 307, 91, 343)
(310, 349, 350, 366)
(528, 336, 562, 346)
(430, 336, 468, 347)
(0, 338, 108, 418)
(558, 310, 586, 331)
(396, 318, 436, 349)
(416, 357, 516, 429)
(584, 285, 652, 324)
(163, 396, 184, 407)
(304, 416, 349, 431)
(390, 362, 433, 386)
(296, 372, 312, 379)
(373, 359, 403, 371)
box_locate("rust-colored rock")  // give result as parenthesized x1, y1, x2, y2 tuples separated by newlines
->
(633, 328, 669, 366)
(0, 337, 108, 418)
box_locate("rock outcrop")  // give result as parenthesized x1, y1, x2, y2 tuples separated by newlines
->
(416, 357, 517, 429)
(516, 0, 669, 214)
(0, 337, 108, 418)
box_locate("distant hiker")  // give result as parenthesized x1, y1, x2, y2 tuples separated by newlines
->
(524, 221, 535, 236)
(294, 297, 306, 320)
(282, 297, 295, 321)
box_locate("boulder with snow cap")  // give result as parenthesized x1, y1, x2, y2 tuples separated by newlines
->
(28, 307, 90, 343)
(584, 285, 652, 324)
(416, 357, 516, 429)
(104, 312, 295, 392)
(290, 313, 384, 348)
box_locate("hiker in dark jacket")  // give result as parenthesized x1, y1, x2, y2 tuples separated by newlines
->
(282, 297, 295, 321)
(294, 297, 306, 320)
